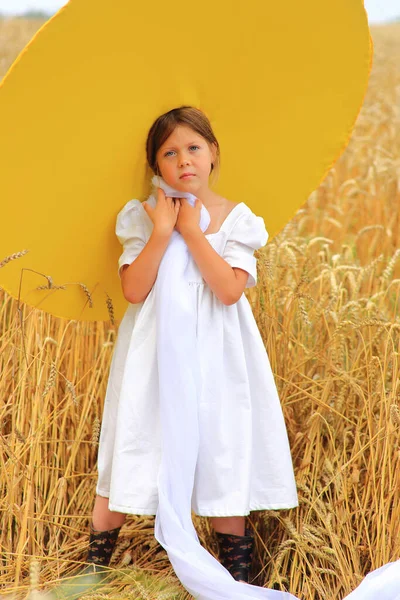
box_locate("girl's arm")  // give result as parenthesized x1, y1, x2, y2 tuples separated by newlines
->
(120, 227, 172, 304)
(182, 227, 248, 305)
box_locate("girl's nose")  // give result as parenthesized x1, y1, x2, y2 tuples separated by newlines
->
(179, 155, 190, 166)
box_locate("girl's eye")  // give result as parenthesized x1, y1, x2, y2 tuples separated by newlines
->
(164, 145, 199, 157)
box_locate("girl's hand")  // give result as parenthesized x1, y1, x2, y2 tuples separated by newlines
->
(142, 187, 180, 236)
(175, 197, 202, 236)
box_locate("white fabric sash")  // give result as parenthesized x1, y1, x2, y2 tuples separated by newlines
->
(146, 175, 400, 600)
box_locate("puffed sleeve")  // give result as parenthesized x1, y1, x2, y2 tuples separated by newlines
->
(116, 199, 147, 278)
(223, 212, 269, 288)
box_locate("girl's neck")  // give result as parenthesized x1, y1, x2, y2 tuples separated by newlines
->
(195, 187, 225, 209)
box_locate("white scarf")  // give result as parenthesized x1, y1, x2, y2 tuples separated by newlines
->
(146, 175, 400, 600)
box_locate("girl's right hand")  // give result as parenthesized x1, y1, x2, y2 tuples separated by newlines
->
(142, 187, 181, 236)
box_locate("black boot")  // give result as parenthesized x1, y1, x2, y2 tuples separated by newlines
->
(49, 524, 122, 600)
(85, 523, 122, 568)
(215, 527, 255, 583)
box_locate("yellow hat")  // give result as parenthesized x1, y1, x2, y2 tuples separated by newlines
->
(0, 0, 372, 321)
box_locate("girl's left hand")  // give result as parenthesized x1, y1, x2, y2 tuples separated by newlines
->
(175, 198, 202, 236)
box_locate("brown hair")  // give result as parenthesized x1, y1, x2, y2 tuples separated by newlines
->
(145, 106, 220, 185)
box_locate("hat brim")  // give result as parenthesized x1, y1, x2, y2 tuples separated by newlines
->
(0, 0, 372, 321)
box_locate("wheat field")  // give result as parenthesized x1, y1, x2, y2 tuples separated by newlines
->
(1, 16, 400, 600)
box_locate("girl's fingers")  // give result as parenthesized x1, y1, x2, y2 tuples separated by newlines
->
(156, 189, 181, 210)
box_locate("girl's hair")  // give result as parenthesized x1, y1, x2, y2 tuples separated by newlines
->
(145, 106, 220, 185)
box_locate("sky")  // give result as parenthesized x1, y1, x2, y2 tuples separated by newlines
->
(0, 0, 399, 24)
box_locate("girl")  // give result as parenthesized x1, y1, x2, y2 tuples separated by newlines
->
(84, 105, 298, 590)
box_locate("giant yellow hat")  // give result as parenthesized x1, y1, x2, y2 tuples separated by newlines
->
(0, 0, 372, 321)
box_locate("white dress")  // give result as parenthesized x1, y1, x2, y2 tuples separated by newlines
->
(96, 198, 298, 516)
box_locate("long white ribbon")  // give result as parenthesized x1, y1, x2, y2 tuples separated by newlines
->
(149, 175, 400, 600)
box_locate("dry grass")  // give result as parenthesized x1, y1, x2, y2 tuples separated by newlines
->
(1, 16, 400, 600)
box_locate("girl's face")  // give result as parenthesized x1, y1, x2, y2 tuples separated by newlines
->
(155, 125, 216, 194)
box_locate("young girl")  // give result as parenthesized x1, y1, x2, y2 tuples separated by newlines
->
(84, 105, 298, 592)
